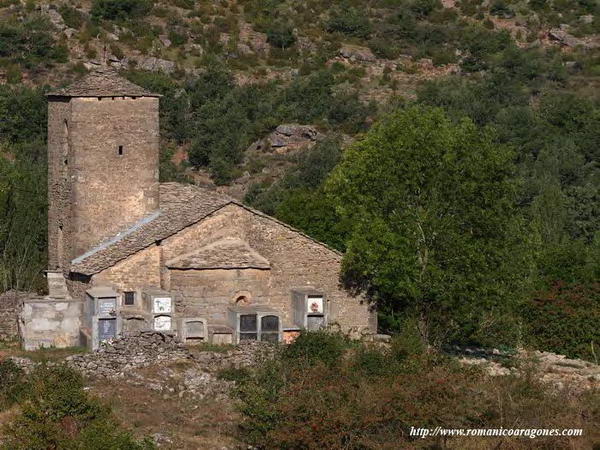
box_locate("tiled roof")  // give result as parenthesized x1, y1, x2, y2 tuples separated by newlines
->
(70, 183, 232, 275)
(166, 237, 270, 270)
(70, 183, 342, 276)
(47, 68, 160, 98)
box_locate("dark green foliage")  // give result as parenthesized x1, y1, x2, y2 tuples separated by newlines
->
(91, 0, 154, 22)
(0, 85, 48, 292)
(0, 359, 27, 409)
(235, 331, 600, 448)
(281, 330, 349, 367)
(59, 5, 86, 29)
(0, 15, 68, 68)
(327, 106, 530, 347)
(326, 6, 372, 38)
(266, 21, 296, 49)
(524, 282, 600, 361)
(1, 363, 154, 449)
(489, 0, 515, 18)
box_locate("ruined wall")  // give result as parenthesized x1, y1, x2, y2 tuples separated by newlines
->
(69, 96, 159, 258)
(20, 298, 82, 350)
(170, 268, 270, 323)
(0, 291, 21, 341)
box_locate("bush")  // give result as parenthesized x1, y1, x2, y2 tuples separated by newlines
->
(91, 0, 154, 22)
(59, 5, 85, 29)
(524, 282, 600, 361)
(236, 333, 600, 449)
(0, 359, 27, 409)
(2, 363, 153, 449)
(266, 21, 296, 49)
(281, 331, 350, 367)
(326, 7, 372, 38)
(0, 15, 68, 67)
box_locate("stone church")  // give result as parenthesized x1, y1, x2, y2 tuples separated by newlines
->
(19, 68, 375, 350)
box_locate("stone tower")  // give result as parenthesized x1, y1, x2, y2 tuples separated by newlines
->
(47, 68, 161, 272)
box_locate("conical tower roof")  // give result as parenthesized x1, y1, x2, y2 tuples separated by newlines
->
(47, 67, 160, 98)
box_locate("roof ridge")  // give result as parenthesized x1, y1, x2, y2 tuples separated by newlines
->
(48, 68, 160, 98)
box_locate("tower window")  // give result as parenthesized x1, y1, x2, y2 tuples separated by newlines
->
(118, 145, 123, 156)
(124, 291, 136, 306)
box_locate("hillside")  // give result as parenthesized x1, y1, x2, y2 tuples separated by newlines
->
(1, 0, 599, 358)
(1, 0, 600, 196)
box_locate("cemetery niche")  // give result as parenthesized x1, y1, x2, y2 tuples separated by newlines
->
(292, 289, 328, 331)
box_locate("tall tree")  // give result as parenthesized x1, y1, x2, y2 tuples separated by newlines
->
(327, 106, 531, 347)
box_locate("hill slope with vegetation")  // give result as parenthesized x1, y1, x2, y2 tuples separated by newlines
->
(0, 0, 598, 360)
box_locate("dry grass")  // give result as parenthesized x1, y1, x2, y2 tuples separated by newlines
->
(89, 364, 242, 450)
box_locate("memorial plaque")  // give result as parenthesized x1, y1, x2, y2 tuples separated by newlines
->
(153, 297, 172, 313)
(98, 318, 116, 342)
(98, 298, 116, 316)
(154, 315, 172, 331)
(307, 296, 323, 314)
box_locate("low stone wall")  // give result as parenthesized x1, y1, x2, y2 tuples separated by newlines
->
(0, 290, 23, 341)
(66, 331, 191, 377)
(20, 298, 82, 350)
(65, 331, 276, 378)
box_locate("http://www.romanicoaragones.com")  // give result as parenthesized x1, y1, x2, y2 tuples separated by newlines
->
(410, 426, 583, 439)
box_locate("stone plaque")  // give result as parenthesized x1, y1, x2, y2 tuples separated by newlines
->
(307, 296, 323, 314)
(153, 297, 172, 313)
(154, 315, 172, 331)
(98, 318, 116, 342)
(98, 298, 116, 316)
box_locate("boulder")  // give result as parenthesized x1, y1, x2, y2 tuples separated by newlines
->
(339, 44, 376, 63)
(136, 57, 176, 74)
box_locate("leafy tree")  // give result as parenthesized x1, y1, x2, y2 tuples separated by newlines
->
(327, 106, 530, 346)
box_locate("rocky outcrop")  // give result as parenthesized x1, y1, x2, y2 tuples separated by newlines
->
(339, 45, 376, 63)
(247, 124, 323, 155)
(136, 57, 177, 74)
(457, 347, 600, 392)
(548, 28, 599, 49)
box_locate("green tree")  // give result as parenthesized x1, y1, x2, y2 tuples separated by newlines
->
(327, 106, 530, 346)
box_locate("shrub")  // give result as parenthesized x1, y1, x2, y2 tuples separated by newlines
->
(59, 5, 85, 29)
(524, 282, 600, 361)
(281, 331, 350, 368)
(0, 359, 27, 409)
(235, 333, 600, 449)
(0, 15, 68, 67)
(2, 363, 153, 449)
(326, 7, 372, 38)
(91, 0, 154, 22)
(266, 21, 296, 49)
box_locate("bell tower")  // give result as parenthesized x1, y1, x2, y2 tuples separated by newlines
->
(47, 68, 161, 272)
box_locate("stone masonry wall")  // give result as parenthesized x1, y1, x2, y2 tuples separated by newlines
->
(0, 291, 21, 341)
(20, 298, 82, 350)
(170, 268, 271, 324)
(47, 99, 72, 272)
(68, 96, 160, 259)
(91, 204, 375, 335)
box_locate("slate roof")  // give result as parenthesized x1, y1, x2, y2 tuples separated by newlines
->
(47, 67, 160, 98)
(166, 237, 270, 270)
(70, 182, 341, 276)
(71, 183, 232, 275)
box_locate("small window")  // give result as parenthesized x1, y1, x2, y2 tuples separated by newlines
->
(118, 145, 123, 156)
(124, 291, 135, 306)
